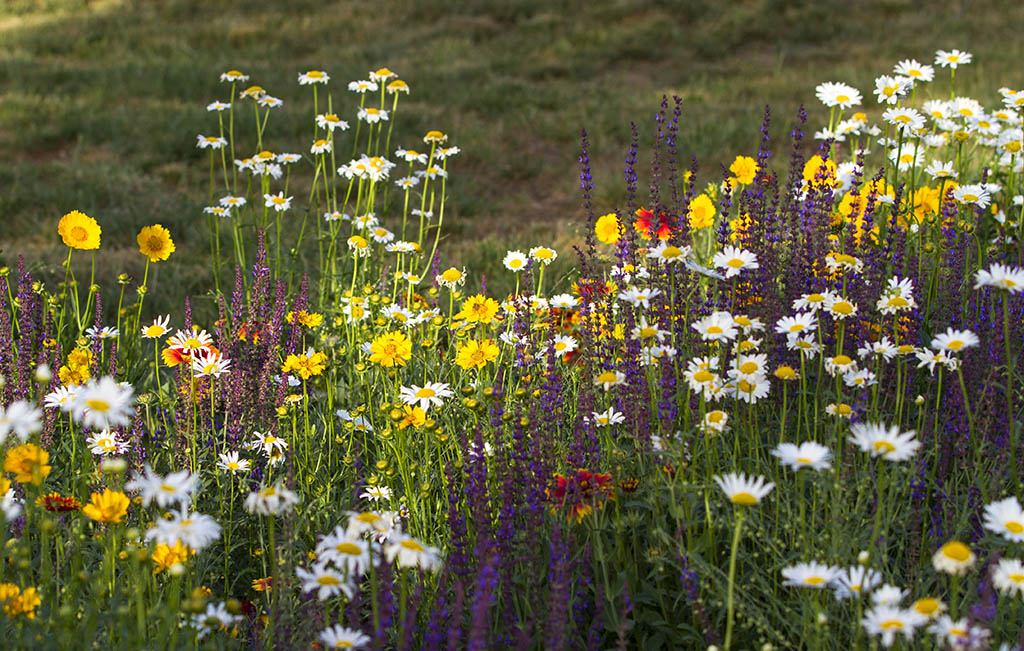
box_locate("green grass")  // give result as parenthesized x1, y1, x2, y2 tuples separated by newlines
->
(1, 0, 1023, 313)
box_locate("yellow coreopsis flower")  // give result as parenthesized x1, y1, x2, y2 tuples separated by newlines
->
(152, 541, 194, 575)
(594, 213, 621, 245)
(803, 155, 837, 188)
(0, 584, 40, 619)
(687, 194, 716, 230)
(454, 295, 500, 325)
(82, 488, 130, 524)
(3, 443, 51, 486)
(58, 210, 101, 250)
(455, 339, 499, 370)
(396, 405, 427, 430)
(729, 155, 758, 185)
(137, 224, 176, 262)
(370, 332, 413, 368)
(281, 350, 328, 380)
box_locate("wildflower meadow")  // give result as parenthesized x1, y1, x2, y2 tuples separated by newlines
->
(2, 41, 1024, 650)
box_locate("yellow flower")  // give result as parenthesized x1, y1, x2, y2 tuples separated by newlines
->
(774, 366, 799, 381)
(286, 310, 324, 328)
(729, 155, 758, 185)
(58, 210, 101, 250)
(687, 194, 716, 230)
(370, 332, 413, 368)
(454, 295, 500, 324)
(455, 339, 499, 370)
(3, 444, 51, 486)
(152, 541, 193, 575)
(595, 213, 622, 245)
(423, 130, 447, 144)
(397, 405, 426, 430)
(136, 224, 176, 262)
(82, 488, 130, 524)
(0, 584, 39, 619)
(803, 155, 837, 188)
(59, 348, 93, 386)
(281, 350, 328, 379)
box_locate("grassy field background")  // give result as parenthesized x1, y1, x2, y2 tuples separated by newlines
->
(2, 0, 1023, 316)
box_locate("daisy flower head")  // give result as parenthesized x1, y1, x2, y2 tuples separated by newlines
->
(692, 311, 739, 342)
(357, 107, 388, 124)
(775, 312, 817, 336)
(882, 107, 925, 134)
(319, 625, 372, 650)
(434, 146, 460, 161)
(298, 70, 329, 85)
(889, 147, 925, 172)
(876, 276, 917, 314)
(257, 95, 283, 109)
(220, 70, 248, 83)
(502, 250, 528, 272)
(982, 496, 1024, 542)
(189, 602, 242, 640)
(316, 113, 350, 132)
(217, 451, 250, 475)
(618, 286, 661, 309)
(147, 507, 221, 551)
(86, 430, 127, 456)
(196, 135, 227, 150)
(928, 615, 989, 649)
(701, 409, 730, 434)
(974, 263, 1024, 293)
(952, 183, 991, 209)
(782, 562, 840, 589)
(793, 290, 834, 312)
(125, 465, 198, 508)
(348, 79, 378, 93)
(713, 472, 774, 506)
(590, 407, 625, 428)
(384, 531, 442, 571)
(848, 422, 920, 461)
(824, 353, 857, 377)
(436, 266, 466, 289)
(824, 294, 858, 320)
(549, 293, 577, 309)
(816, 81, 862, 108)
(529, 246, 557, 265)
(296, 563, 353, 601)
(0, 400, 42, 444)
(825, 402, 854, 419)
(248, 430, 288, 457)
(931, 540, 976, 576)
(316, 526, 371, 575)
(359, 485, 392, 503)
(244, 482, 299, 516)
(862, 606, 927, 648)
(398, 382, 452, 412)
(833, 566, 882, 600)
(874, 76, 909, 105)
(206, 101, 229, 112)
(264, 192, 292, 213)
(646, 241, 690, 264)
(387, 79, 409, 94)
(894, 59, 934, 83)
(935, 49, 972, 69)
(192, 350, 232, 378)
(594, 370, 626, 391)
(772, 441, 832, 472)
(991, 558, 1024, 597)
(552, 334, 578, 354)
(369, 67, 396, 82)
(931, 328, 978, 353)
(71, 376, 135, 430)
(219, 195, 247, 209)
(712, 245, 759, 278)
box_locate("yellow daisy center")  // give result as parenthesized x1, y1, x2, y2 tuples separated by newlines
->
(706, 326, 723, 335)
(400, 539, 425, 552)
(941, 542, 971, 562)
(804, 576, 825, 586)
(873, 440, 896, 454)
(831, 302, 853, 315)
(881, 620, 904, 631)
(317, 576, 340, 586)
(336, 542, 362, 556)
(730, 492, 757, 505)
(415, 388, 436, 399)
(86, 399, 110, 412)
(1004, 520, 1024, 534)
(727, 258, 744, 268)
(739, 362, 758, 374)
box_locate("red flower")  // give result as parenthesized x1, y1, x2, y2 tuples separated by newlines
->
(633, 207, 676, 241)
(547, 468, 615, 523)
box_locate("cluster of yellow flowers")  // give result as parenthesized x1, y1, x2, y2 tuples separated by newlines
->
(58, 347, 92, 386)
(0, 583, 40, 619)
(56, 209, 175, 262)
